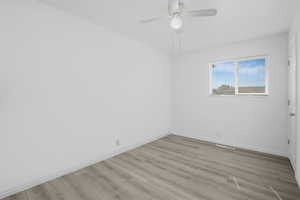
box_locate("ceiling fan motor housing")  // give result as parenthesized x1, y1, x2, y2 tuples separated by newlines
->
(168, 0, 184, 16)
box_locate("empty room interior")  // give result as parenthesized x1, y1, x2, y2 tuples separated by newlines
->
(2, 0, 300, 199)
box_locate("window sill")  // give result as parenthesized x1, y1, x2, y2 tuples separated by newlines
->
(209, 93, 269, 97)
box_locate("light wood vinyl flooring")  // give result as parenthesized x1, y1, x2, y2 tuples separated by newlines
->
(3, 135, 300, 200)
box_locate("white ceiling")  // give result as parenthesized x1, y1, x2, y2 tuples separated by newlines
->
(40, 0, 299, 53)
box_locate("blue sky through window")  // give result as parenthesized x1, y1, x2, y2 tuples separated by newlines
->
(212, 61, 235, 89)
(212, 58, 266, 89)
(239, 58, 266, 87)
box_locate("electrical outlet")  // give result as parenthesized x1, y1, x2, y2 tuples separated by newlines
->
(115, 139, 120, 146)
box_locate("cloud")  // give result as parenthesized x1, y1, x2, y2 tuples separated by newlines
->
(213, 59, 266, 75)
(213, 62, 236, 73)
(239, 58, 266, 75)
(239, 65, 265, 75)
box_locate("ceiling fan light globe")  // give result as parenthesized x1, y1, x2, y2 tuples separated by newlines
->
(170, 15, 183, 30)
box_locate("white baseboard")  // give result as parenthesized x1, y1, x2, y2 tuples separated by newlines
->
(289, 153, 297, 173)
(170, 132, 288, 157)
(0, 133, 168, 199)
(296, 173, 300, 189)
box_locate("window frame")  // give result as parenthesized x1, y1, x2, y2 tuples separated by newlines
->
(209, 56, 269, 96)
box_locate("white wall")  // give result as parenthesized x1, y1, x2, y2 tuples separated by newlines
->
(0, 0, 170, 198)
(172, 34, 288, 157)
(290, 13, 300, 186)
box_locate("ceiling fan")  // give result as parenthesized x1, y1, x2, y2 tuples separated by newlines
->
(140, 0, 217, 31)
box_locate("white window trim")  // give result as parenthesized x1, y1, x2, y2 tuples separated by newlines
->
(209, 55, 269, 96)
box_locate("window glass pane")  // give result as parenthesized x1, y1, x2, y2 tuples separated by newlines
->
(211, 61, 236, 95)
(238, 58, 266, 94)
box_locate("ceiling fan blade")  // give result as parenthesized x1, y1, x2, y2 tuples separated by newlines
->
(184, 9, 217, 17)
(140, 16, 165, 24)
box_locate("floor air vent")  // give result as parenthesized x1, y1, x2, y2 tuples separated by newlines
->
(216, 144, 236, 151)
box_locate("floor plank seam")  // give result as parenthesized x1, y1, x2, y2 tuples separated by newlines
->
(269, 186, 283, 200)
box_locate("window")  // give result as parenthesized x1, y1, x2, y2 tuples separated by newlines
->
(210, 57, 268, 95)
